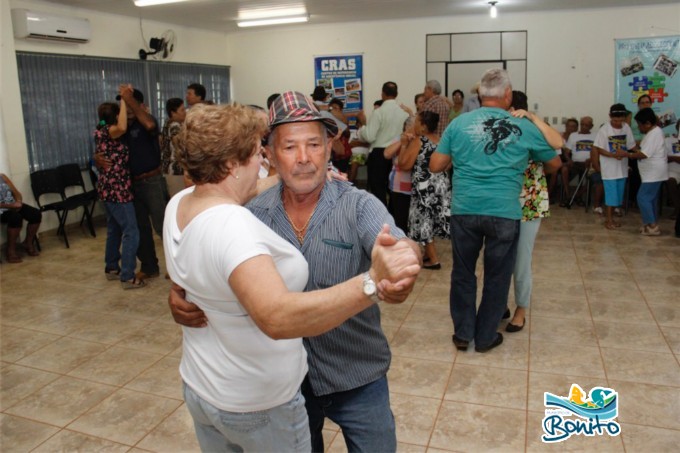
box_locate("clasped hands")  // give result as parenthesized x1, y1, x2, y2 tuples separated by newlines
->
(369, 224, 421, 304)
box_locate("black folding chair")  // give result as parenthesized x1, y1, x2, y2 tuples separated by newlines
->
(58, 163, 98, 230)
(30, 168, 95, 248)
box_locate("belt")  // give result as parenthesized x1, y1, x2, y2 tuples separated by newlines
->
(133, 167, 161, 182)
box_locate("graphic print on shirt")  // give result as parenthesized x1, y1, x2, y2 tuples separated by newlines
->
(607, 135, 628, 153)
(479, 118, 523, 155)
(575, 140, 594, 153)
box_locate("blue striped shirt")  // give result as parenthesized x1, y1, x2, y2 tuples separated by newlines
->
(247, 180, 405, 396)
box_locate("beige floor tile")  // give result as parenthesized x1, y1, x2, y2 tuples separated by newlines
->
(660, 326, 680, 354)
(430, 401, 525, 452)
(322, 429, 339, 451)
(594, 321, 671, 353)
(455, 334, 529, 371)
(589, 298, 656, 324)
(68, 314, 149, 344)
(531, 279, 586, 301)
(68, 388, 182, 445)
(68, 346, 164, 386)
(529, 341, 606, 378)
(391, 393, 440, 446)
(115, 322, 183, 354)
(444, 364, 527, 410)
(382, 323, 400, 342)
(387, 356, 452, 398)
(526, 372, 612, 413)
(397, 443, 427, 452)
(601, 348, 680, 386)
(0, 302, 64, 328)
(4, 376, 115, 427)
(124, 356, 183, 400)
(647, 302, 680, 328)
(379, 302, 413, 326)
(525, 411, 624, 452)
(136, 404, 200, 452)
(0, 364, 61, 411)
(16, 337, 107, 374)
(530, 316, 597, 346)
(401, 304, 453, 332)
(0, 327, 61, 363)
(390, 327, 456, 362)
(619, 423, 680, 451)
(0, 413, 60, 451)
(32, 429, 131, 452)
(584, 280, 644, 303)
(529, 296, 590, 320)
(609, 380, 680, 430)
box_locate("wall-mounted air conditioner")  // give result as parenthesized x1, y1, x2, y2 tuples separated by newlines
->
(11, 9, 91, 43)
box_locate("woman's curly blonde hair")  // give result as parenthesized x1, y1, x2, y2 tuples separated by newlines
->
(176, 103, 268, 184)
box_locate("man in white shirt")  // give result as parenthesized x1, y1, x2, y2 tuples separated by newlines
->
(356, 81, 409, 206)
(563, 116, 600, 206)
(593, 104, 638, 229)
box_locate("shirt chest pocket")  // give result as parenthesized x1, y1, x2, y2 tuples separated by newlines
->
(313, 239, 361, 289)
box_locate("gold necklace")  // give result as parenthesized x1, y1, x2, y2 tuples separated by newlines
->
(284, 199, 317, 245)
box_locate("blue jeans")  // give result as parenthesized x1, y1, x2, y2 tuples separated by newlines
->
(183, 382, 311, 453)
(302, 375, 396, 453)
(132, 174, 167, 274)
(637, 181, 663, 225)
(450, 215, 520, 348)
(513, 219, 541, 308)
(104, 202, 139, 282)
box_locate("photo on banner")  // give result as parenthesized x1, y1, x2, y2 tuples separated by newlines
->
(615, 36, 680, 137)
(314, 54, 363, 129)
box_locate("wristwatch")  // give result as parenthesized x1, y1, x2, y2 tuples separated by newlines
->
(362, 272, 381, 303)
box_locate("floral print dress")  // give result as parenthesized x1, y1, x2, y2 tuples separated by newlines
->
(94, 125, 133, 203)
(408, 136, 451, 244)
(520, 160, 550, 221)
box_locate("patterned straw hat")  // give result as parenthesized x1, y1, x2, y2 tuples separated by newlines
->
(268, 91, 339, 136)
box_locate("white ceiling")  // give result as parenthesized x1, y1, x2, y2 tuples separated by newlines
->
(38, 0, 680, 34)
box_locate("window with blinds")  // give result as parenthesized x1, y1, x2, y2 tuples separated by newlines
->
(16, 52, 230, 172)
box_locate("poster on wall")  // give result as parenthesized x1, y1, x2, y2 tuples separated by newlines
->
(615, 36, 680, 136)
(314, 54, 363, 128)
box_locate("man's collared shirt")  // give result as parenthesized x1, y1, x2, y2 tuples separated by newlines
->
(248, 180, 404, 396)
(357, 99, 408, 150)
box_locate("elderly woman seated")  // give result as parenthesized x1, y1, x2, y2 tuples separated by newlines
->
(164, 103, 419, 452)
(1, 173, 41, 263)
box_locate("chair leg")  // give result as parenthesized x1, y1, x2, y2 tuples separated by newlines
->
(59, 211, 70, 248)
(84, 209, 96, 237)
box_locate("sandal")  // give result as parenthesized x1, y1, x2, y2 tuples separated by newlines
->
(105, 269, 121, 281)
(122, 277, 146, 290)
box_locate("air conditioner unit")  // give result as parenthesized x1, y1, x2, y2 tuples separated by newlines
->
(11, 9, 91, 43)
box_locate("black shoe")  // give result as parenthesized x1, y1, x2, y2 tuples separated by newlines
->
(475, 333, 504, 353)
(423, 262, 441, 270)
(505, 319, 525, 333)
(452, 334, 469, 351)
(502, 308, 511, 319)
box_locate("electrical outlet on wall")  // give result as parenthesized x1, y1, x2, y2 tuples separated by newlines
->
(552, 117, 558, 124)
(534, 103, 539, 111)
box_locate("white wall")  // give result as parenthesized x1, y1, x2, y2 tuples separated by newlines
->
(227, 4, 680, 130)
(1, 0, 229, 233)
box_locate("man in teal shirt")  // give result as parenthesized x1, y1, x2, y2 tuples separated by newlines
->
(430, 69, 560, 353)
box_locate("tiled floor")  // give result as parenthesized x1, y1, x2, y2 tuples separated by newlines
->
(1, 206, 679, 452)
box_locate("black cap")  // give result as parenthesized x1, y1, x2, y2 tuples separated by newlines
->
(609, 103, 630, 116)
(116, 88, 144, 104)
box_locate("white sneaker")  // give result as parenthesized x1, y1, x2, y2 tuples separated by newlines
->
(641, 225, 661, 236)
(614, 208, 623, 217)
(593, 206, 603, 215)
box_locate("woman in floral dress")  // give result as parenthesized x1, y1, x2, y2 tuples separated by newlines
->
(506, 91, 563, 331)
(400, 110, 451, 269)
(94, 97, 144, 289)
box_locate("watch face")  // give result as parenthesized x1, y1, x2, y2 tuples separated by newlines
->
(364, 280, 377, 296)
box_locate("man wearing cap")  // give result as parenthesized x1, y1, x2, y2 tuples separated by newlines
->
(356, 81, 409, 206)
(593, 103, 637, 230)
(169, 91, 421, 452)
(96, 85, 166, 279)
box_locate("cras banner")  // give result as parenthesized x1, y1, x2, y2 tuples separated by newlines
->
(615, 36, 680, 135)
(314, 54, 363, 122)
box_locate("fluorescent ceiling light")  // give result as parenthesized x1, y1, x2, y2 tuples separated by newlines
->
(237, 15, 309, 28)
(133, 0, 189, 7)
(238, 6, 307, 21)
